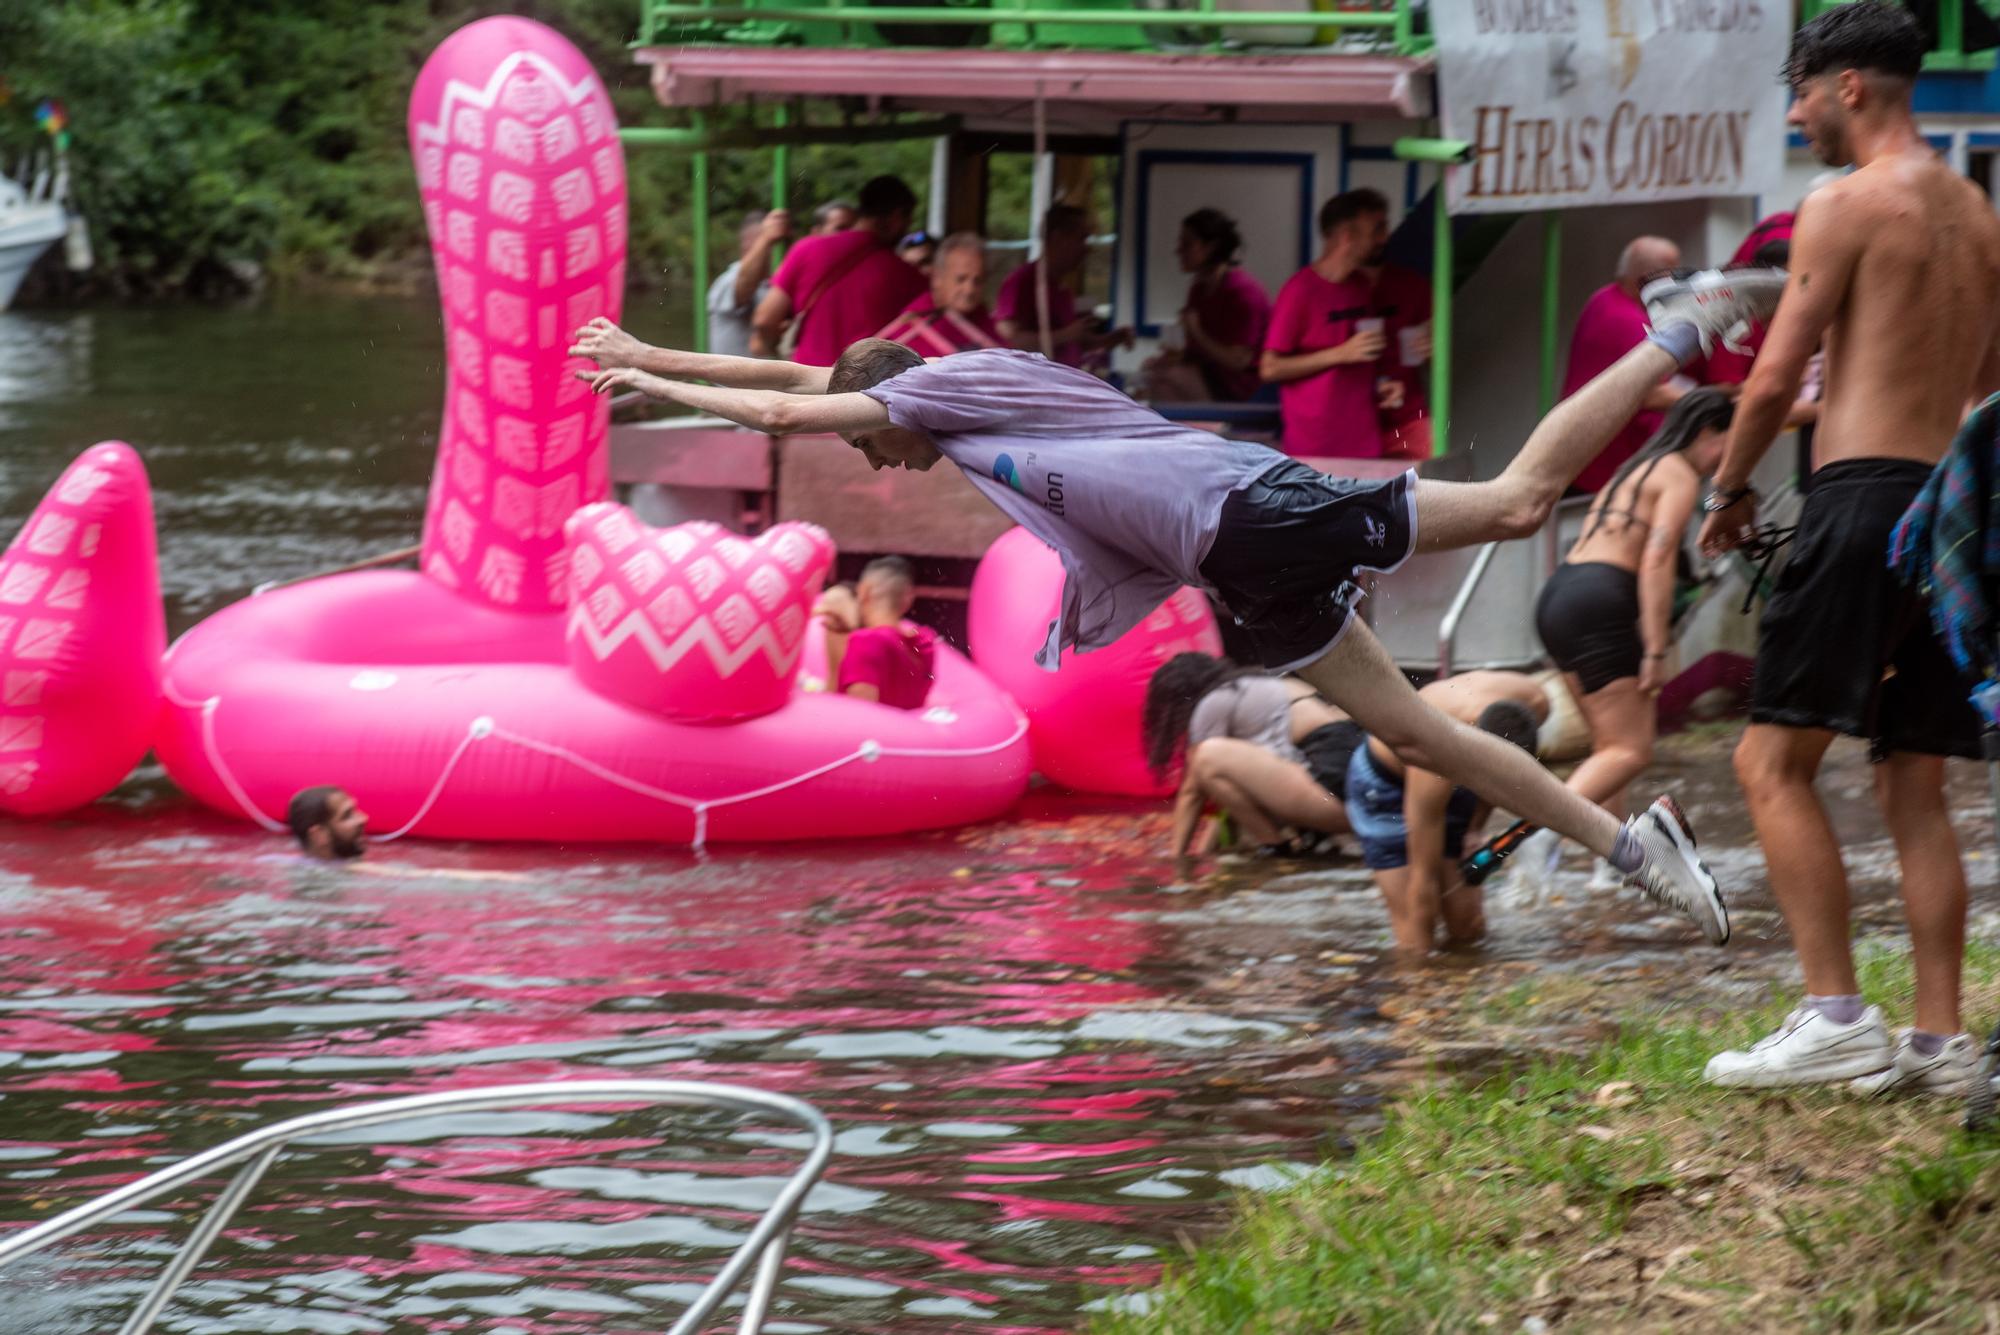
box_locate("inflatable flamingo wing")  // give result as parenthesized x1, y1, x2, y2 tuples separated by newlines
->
(0, 443, 163, 816)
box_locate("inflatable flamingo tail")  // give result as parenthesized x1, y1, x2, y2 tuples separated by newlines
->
(0, 443, 165, 816)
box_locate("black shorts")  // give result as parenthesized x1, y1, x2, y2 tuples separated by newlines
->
(1751, 457, 1980, 759)
(1198, 460, 1418, 671)
(1298, 720, 1365, 801)
(1536, 561, 1642, 695)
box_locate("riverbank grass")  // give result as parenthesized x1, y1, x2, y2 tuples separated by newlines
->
(1093, 942, 2000, 1332)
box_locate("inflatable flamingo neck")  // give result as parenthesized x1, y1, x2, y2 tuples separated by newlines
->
(408, 17, 627, 613)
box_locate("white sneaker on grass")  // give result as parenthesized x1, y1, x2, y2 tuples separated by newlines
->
(1851, 1030, 1982, 1098)
(1705, 1005, 1893, 1088)
(1625, 795, 1729, 945)
(1640, 267, 1788, 357)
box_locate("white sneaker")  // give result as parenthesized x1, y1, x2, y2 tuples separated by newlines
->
(1851, 1030, 1982, 1098)
(1640, 267, 1788, 357)
(1705, 1005, 1894, 1087)
(1625, 795, 1729, 945)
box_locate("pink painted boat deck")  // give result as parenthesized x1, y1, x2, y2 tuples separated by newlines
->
(637, 45, 1433, 122)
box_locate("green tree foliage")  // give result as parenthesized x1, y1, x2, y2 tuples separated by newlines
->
(0, 0, 937, 298)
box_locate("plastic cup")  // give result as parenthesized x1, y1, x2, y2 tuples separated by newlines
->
(1399, 320, 1431, 367)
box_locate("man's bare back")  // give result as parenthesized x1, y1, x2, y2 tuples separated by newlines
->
(1809, 149, 2000, 467)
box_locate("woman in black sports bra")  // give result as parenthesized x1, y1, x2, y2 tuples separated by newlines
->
(1535, 389, 1734, 823)
(1143, 652, 1362, 872)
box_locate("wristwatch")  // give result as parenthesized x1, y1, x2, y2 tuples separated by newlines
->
(1701, 483, 1756, 514)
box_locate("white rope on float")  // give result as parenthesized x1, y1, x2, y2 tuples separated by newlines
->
(167, 686, 1029, 854)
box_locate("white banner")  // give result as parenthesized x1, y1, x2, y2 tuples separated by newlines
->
(1435, 0, 1790, 214)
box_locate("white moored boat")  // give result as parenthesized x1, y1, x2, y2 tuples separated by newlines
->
(0, 172, 67, 310)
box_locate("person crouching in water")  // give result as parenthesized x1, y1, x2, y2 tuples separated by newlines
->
(1144, 652, 1364, 874)
(1347, 672, 1547, 954)
(1516, 390, 1734, 891)
(289, 786, 368, 860)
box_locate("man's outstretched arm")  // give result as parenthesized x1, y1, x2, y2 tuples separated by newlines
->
(579, 366, 888, 437)
(569, 318, 831, 394)
(1700, 193, 1857, 553)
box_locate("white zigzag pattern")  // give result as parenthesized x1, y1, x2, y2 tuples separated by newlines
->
(566, 605, 805, 679)
(412, 51, 601, 154)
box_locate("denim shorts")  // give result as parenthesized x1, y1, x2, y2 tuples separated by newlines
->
(1344, 743, 1479, 872)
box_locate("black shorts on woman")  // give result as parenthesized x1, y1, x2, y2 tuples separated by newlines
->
(1536, 561, 1643, 695)
(1752, 457, 1979, 759)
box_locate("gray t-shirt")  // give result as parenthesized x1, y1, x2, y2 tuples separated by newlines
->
(863, 349, 1279, 667)
(1187, 675, 1305, 765)
(707, 260, 767, 359)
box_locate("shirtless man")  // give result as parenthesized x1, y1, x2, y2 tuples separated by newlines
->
(1698, 1, 2000, 1094)
(1344, 671, 1547, 955)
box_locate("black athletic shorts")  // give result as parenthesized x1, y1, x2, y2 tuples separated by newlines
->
(1198, 460, 1418, 672)
(1298, 719, 1365, 801)
(1536, 561, 1643, 695)
(1751, 457, 1980, 759)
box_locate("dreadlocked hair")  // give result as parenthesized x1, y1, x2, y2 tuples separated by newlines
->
(1143, 652, 1253, 782)
(1583, 387, 1736, 541)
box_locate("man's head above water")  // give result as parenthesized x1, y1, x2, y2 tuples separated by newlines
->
(827, 339, 943, 472)
(289, 785, 368, 860)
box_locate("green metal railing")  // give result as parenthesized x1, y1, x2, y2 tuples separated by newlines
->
(1800, 0, 1997, 71)
(639, 0, 1431, 56)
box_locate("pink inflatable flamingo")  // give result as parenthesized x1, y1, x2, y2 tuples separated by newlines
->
(0, 443, 163, 816)
(154, 18, 1028, 845)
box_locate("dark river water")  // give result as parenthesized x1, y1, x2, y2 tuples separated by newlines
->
(0, 296, 1992, 1334)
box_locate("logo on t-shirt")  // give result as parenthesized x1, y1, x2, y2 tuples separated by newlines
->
(993, 453, 1028, 493)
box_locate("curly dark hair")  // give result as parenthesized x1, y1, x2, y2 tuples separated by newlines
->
(1181, 207, 1244, 266)
(1784, 1, 1925, 87)
(1142, 652, 1253, 781)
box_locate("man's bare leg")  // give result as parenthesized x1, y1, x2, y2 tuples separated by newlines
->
(1296, 622, 1623, 859)
(1873, 751, 1967, 1036)
(1733, 724, 1856, 993)
(1412, 342, 1679, 554)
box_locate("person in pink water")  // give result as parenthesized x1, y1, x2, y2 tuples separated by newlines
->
(813, 556, 938, 710)
(289, 786, 368, 861)
(1261, 189, 1397, 458)
(571, 263, 1788, 948)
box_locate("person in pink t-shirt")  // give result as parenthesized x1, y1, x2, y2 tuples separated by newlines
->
(996, 204, 1133, 368)
(1562, 236, 1692, 493)
(1145, 208, 1273, 402)
(876, 232, 1004, 358)
(1261, 190, 1397, 458)
(754, 176, 928, 367)
(813, 556, 937, 710)
(1367, 261, 1434, 459)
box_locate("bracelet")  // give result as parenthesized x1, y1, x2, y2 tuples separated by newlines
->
(1701, 483, 1756, 514)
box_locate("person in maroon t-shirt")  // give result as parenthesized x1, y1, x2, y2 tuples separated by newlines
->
(996, 204, 1133, 368)
(1260, 189, 1399, 459)
(1367, 260, 1435, 459)
(1562, 236, 1691, 493)
(753, 176, 928, 367)
(1144, 208, 1273, 403)
(812, 556, 937, 710)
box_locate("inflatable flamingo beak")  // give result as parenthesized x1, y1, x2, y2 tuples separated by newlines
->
(0, 442, 165, 816)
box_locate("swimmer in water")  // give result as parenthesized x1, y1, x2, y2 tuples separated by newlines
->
(288, 786, 368, 860)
